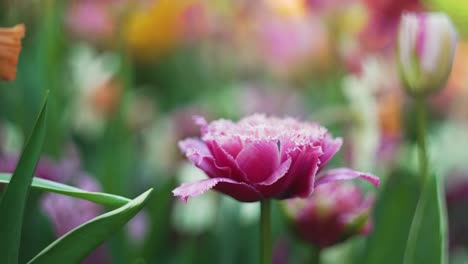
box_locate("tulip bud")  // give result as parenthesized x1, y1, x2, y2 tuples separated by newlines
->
(397, 13, 457, 95)
(283, 181, 374, 248)
(0, 24, 25, 81)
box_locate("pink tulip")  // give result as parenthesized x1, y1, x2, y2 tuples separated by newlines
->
(283, 180, 375, 248)
(66, 0, 115, 43)
(173, 114, 379, 202)
(397, 12, 458, 95)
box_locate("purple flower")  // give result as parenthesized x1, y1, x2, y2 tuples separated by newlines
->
(41, 174, 109, 264)
(283, 180, 375, 248)
(126, 211, 149, 246)
(0, 147, 80, 182)
(173, 114, 379, 202)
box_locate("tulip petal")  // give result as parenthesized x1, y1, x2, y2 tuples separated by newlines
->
(235, 141, 280, 183)
(314, 168, 380, 188)
(172, 177, 262, 202)
(206, 139, 247, 182)
(253, 157, 292, 199)
(318, 136, 342, 172)
(179, 139, 230, 178)
(277, 146, 323, 199)
(340, 195, 375, 236)
(256, 157, 292, 186)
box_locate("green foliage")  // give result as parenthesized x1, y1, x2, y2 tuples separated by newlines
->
(28, 188, 153, 264)
(361, 168, 448, 264)
(361, 169, 421, 264)
(0, 173, 130, 207)
(403, 173, 448, 264)
(0, 95, 48, 264)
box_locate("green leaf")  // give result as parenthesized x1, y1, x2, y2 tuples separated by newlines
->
(28, 188, 153, 264)
(0, 174, 131, 207)
(403, 173, 448, 264)
(0, 94, 48, 264)
(361, 169, 421, 264)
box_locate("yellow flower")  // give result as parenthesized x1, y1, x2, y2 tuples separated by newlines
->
(124, 0, 198, 60)
(265, 0, 307, 19)
(0, 24, 25, 81)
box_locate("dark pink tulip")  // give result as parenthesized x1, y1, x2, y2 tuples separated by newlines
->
(173, 114, 379, 202)
(283, 180, 375, 248)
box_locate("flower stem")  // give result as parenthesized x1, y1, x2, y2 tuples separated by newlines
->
(260, 199, 271, 264)
(312, 246, 322, 264)
(416, 96, 428, 184)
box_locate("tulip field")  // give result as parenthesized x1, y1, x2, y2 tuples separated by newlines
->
(1, 1, 468, 264)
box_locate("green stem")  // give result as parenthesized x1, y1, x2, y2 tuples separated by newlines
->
(312, 247, 322, 264)
(260, 200, 271, 264)
(416, 96, 429, 184)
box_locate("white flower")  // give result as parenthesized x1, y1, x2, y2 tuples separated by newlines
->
(397, 12, 457, 95)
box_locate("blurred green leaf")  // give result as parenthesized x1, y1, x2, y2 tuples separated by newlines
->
(0, 94, 48, 264)
(361, 169, 421, 264)
(403, 173, 448, 264)
(0, 174, 131, 207)
(28, 188, 153, 264)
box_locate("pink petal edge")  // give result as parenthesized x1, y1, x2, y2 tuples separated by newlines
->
(172, 177, 262, 202)
(314, 168, 380, 188)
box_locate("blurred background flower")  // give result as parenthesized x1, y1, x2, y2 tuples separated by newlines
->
(0, 24, 25, 81)
(283, 180, 375, 249)
(1, 0, 468, 263)
(41, 174, 110, 264)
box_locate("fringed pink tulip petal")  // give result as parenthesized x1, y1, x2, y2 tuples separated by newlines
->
(253, 157, 292, 198)
(172, 177, 262, 202)
(213, 180, 264, 202)
(277, 146, 323, 199)
(235, 141, 280, 183)
(206, 139, 246, 182)
(318, 136, 343, 172)
(179, 139, 230, 178)
(314, 168, 380, 188)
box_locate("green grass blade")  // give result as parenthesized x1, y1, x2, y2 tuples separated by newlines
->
(403, 173, 448, 264)
(28, 188, 153, 264)
(0, 94, 48, 264)
(362, 169, 421, 264)
(0, 174, 131, 207)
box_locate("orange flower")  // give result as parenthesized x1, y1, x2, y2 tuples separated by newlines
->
(90, 79, 121, 116)
(378, 91, 402, 139)
(0, 24, 25, 81)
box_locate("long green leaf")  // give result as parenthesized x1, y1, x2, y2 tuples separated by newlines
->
(403, 173, 448, 264)
(0, 94, 48, 264)
(0, 173, 130, 207)
(361, 168, 421, 264)
(28, 188, 153, 264)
